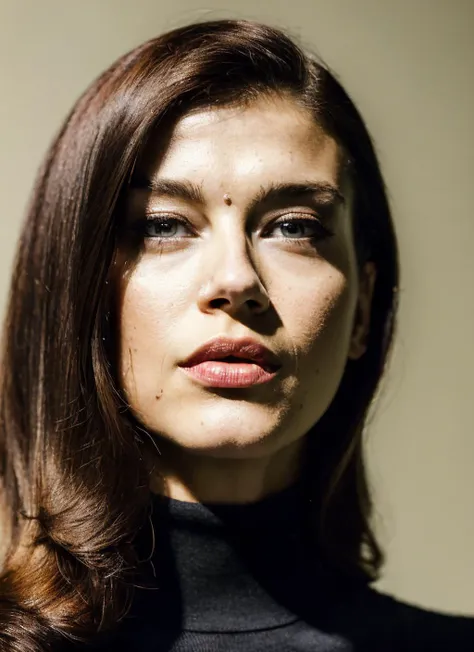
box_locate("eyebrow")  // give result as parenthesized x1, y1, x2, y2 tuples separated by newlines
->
(129, 176, 345, 213)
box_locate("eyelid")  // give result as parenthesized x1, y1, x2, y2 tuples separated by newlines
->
(144, 211, 191, 222)
(260, 212, 331, 234)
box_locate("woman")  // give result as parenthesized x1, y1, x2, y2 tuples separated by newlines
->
(0, 18, 472, 652)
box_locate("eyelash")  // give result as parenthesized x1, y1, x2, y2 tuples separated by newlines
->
(135, 213, 334, 244)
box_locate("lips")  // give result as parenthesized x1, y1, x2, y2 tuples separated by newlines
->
(180, 336, 281, 372)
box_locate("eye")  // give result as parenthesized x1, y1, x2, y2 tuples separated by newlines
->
(139, 215, 193, 239)
(131, 213, 334, 244)
(263, 215, 334, 241)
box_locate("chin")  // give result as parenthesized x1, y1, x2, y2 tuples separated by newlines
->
(151, 422, 295, 460)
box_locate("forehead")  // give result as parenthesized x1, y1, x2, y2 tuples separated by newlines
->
(138, 95, 344, 187)
(174, 96, 326, 146)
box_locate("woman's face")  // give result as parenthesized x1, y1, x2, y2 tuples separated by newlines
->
(117, 94, 372, 461)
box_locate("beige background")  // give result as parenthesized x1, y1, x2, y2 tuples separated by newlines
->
(0, 0, 472, 614)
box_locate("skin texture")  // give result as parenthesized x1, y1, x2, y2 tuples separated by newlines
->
(116, 94, 375, 503)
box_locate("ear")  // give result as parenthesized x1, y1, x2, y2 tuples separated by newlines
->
(348, 261, 377, 360)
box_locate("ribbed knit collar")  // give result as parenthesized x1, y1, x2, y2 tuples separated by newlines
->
(130, 479, 344, 633)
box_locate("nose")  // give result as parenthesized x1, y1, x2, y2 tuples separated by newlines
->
(197, 230, 270, 317)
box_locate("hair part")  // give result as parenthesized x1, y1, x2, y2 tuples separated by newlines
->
(0, 18, 398, 649)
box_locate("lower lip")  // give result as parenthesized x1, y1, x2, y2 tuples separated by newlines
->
(179, 361, 279, 388)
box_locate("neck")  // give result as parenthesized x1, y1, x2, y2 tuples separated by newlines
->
(150, 436, 305, 504)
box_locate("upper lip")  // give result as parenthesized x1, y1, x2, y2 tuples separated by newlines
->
(180, 336, 282, 370)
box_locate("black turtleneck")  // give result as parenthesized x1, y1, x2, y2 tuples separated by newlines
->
(85, 481, 474, 651)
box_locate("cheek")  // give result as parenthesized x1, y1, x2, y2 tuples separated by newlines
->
(281, 268, 357, 421)
(280, 266, 356, 360)
(116, 264, 184, 391)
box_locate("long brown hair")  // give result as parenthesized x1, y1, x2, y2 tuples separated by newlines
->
(0, 19, 398, 650)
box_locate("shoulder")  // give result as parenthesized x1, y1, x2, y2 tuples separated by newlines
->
(355, 585, 474, 650)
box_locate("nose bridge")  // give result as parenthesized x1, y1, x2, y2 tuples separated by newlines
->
(212, 217, 255, 279)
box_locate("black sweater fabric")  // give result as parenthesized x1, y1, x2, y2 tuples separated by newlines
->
(85, 480, 474, 651)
